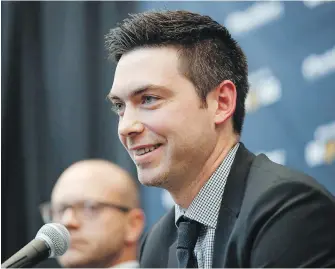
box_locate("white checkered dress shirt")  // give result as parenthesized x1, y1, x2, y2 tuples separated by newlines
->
(175, 143, 239, 268)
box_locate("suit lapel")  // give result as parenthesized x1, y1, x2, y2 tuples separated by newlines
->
(167, 240, 178, 268)
(162, 208, 178, 268)
(212, 143, 255, 268)
(140, 206, 177, 268)
(165, 208, 178, 267)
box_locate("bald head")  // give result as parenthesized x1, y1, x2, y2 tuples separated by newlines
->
(52, 159, 139, 208)
(49, 159, 144, 268)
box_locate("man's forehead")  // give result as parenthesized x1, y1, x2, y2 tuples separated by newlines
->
(117, 46, 180, 66)
(110, 81, 149, 98)
(111, 48, 181, 98)
(51, 178, 122, 203)
(53, 170, 123, 194)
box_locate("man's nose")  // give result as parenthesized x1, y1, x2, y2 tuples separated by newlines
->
(118, 107, 144, 138)
(60, 208, 80, 229)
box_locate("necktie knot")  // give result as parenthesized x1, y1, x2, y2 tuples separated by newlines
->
(177, 217, 200, 250)
(176, 216, 201, 268)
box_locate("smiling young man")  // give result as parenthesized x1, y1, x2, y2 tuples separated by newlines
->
(105, 10, 335, 268)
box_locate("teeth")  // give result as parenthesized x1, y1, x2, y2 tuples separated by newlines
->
(136, 145, 160, 156)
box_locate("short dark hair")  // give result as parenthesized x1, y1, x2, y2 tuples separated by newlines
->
(105, 10, 248, 134)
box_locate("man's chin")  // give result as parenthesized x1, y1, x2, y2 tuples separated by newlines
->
(58, 251, 88, 268)
(137, 170, 168, 188)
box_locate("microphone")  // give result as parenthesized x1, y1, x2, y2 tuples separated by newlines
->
(1, 223, 70, 268)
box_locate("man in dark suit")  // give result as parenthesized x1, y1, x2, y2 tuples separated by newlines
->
(105, 10, 335, 268)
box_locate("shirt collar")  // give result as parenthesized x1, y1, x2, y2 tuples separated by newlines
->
(175, 143, 239, 229)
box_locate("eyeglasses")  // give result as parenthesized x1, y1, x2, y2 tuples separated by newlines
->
(39, 200, 131, 223)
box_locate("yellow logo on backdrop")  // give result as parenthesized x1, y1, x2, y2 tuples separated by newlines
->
(305, 122, 335, 167)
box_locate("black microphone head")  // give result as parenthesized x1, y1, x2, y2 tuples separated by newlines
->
(35, 223, 70, 258)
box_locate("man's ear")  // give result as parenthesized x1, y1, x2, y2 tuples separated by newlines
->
(125, 208, 145, 244)
(212, 80, 237, 125)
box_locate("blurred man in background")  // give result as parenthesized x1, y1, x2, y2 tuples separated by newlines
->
(40, 159, 144, 268)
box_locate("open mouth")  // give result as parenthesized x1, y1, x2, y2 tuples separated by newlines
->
(134, 144, 162, 156)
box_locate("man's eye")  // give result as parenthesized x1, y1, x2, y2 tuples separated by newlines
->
(55, 205, 67, 215)
(111, 102, 125, 114)
(85, 204, 99, 212)
(142, 96, 159, 105)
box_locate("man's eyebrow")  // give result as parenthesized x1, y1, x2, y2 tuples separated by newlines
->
(107, 84, 167, 101)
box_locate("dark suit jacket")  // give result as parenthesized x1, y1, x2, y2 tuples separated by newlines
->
(139, 143, 335, 268)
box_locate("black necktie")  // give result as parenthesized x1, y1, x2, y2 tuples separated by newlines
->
(176, 216, 201, 268)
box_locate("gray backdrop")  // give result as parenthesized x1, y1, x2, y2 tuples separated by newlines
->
(2, 1, 334, 267)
